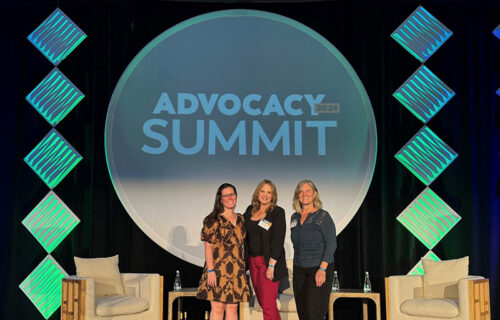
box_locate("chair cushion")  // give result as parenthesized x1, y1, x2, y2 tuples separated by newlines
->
(422, 256, 468, 299)
(95, 295, 150, 316)
(74, 255, 125, 297)
(253, 293, 297, 312)
(400, 298, 459, 318)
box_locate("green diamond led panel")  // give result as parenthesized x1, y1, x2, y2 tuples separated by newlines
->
(24, 129, 82, 189)
(408, 251, 440, 275)
(22, 191, 80, 253)
(26, 68, 85, 126)
(397, 187, 461, 250)
(395, 126, 457, 186)
(394, 65, 455, 123)
(19, 255, 68, 319)
(27, 8, 87, 66)
(391, 6, 452, 62)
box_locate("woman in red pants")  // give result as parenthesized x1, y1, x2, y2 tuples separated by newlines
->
(244, 179, 288, 320)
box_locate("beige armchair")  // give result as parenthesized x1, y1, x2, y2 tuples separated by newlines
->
(61, 255, 163, 319)
(385, 275, 490, 319)
(241, 259, 299, 320)
(61, 273, 163, 320)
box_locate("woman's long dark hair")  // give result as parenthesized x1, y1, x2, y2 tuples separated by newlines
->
(203, 183, 237, 226)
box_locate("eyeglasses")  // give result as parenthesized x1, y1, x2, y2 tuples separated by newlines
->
(221, 193, 237, 198)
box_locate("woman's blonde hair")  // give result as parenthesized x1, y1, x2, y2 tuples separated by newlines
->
(292, 180, 322, 212)
(251, 179, 278, 214)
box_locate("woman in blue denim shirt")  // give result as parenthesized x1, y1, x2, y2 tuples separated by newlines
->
(290, 180, 337, 320)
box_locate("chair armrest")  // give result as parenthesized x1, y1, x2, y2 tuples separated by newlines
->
(458, 276, 489, 320)
(121, 273, 161, 298)
(385, 275, 423, 320)
(61, 276, 97, 319)
(121, 273, 163, 320)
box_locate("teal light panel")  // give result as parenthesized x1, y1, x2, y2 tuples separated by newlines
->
(391, 6, 452, 62)
(408, 251, 440, 275)
(26, 68, 84, 126)
(22, 191, 80, 253)
(27, 8, 86, 66)
(394, 65, 455, 123)
(395, 126, 457, 186)
(19, 255, 68, 319)
(397, 187, 461, 250)
(24, 129, 82, 189)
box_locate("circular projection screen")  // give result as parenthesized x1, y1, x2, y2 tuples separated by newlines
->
(105, 9, 377, 266)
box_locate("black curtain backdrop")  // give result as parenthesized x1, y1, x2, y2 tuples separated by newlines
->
(1, 0, 498, 319)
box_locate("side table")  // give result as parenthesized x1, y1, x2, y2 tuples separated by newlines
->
(168, 288, 198, 320)
(168, 288, 245, 320)
(329, 289, 381, 320)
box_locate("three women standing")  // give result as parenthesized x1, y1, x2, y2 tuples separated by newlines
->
(198, 179, 336, 320)
(244, 180, 287, 320)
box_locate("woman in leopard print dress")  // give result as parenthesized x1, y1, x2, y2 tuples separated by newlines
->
(197, 183, 250, 320)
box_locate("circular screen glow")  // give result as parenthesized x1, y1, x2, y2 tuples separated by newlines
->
(105, 9, 377, 266)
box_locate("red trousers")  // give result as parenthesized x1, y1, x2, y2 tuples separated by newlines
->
(248, 255, 281, 320)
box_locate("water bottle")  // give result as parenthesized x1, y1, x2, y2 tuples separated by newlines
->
(205, 311, 209, 319)
(183, 311, 187, 320)
(363, 271, 371, 292)
(174, 270, 182, 291)
(332, 271, 340, 292)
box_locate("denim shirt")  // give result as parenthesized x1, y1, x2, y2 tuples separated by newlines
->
(290, 209, 337, 268)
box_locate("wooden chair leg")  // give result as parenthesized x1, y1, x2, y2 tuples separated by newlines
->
(385, 277, 390, 320)
(61, 278, 86, 320)
(468, 279, 490, 320)
(160, 276, 164, 320)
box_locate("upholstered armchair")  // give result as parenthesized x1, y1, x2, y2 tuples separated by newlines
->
(61, 255, 163, 320)
(385, 257, 490, 320)
(241, 259, 299, 320)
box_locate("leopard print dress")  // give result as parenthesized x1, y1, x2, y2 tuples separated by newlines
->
(197, 214, 250, 303)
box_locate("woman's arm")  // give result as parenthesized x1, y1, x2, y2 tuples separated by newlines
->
(269, 207, 286, 261)
(316, 210, 337, 287)
(320, 211, 337, 264)
(266, 257, 277, 280)
(243, 205, 253, 271)
(267, 207, 286, 280)
(204, 241, 217, 287)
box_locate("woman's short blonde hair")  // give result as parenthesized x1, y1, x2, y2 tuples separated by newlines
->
(251, 179, 278, 214)
(292, 180, 322, 212)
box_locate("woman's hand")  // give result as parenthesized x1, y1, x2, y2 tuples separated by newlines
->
(315, 269, 326, 287)
(265, 267, 274, 281)
(207, 271, 217, 287)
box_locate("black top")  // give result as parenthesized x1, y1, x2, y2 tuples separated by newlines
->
(244, 205, 288, 286)
(246, 219, 263, 256)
